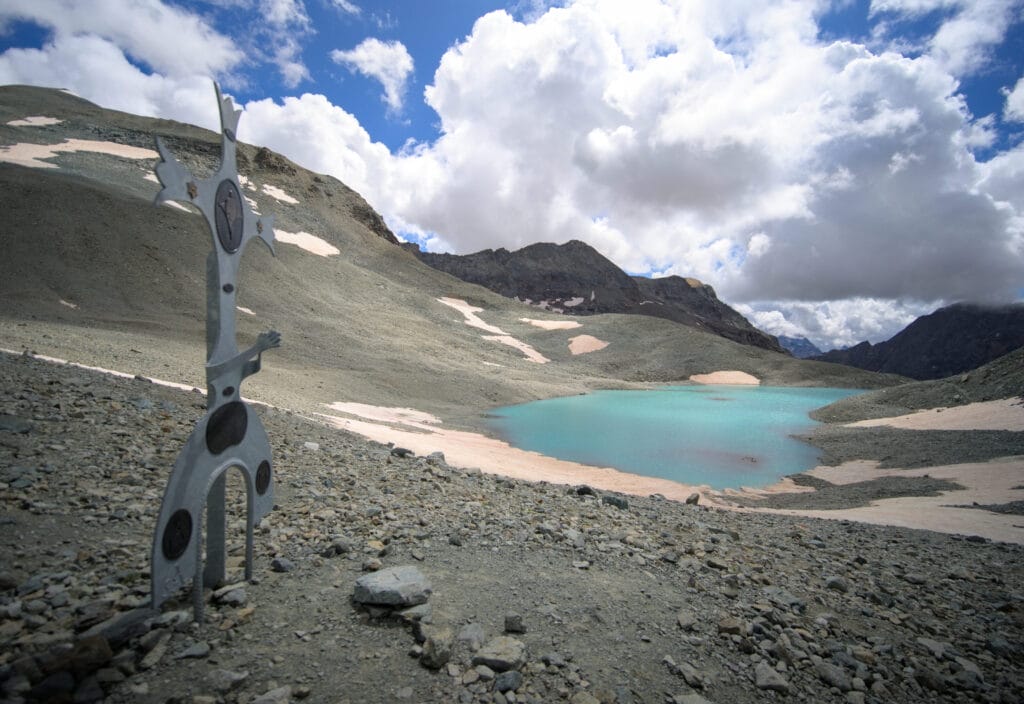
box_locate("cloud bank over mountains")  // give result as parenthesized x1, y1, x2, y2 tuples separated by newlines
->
(1, 0, 1022, 350)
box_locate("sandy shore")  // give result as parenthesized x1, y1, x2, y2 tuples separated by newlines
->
(319, 402, 716, 503)
(321, 390, 1024, 545)
(749, 458, 1024, 545)
(846, 397, 1024, 431)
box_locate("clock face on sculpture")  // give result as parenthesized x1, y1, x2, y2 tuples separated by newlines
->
(214, 179, 244, 253)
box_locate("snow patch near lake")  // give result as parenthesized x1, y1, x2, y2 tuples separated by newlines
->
(438, 298, 549, 363)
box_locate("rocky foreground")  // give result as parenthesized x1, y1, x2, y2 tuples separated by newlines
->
(1, 352, 1022, 704)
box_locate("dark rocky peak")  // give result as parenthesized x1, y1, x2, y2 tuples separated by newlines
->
(777, 336, 823, 359)
(410, 240, 784, 353)
(413, 239, 641, 314)
(814, 302, 1024, 379)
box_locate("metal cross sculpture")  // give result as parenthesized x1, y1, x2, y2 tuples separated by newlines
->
(150, 82, 280, 620)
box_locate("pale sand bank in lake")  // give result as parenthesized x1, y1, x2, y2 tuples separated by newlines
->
(689, 370, 760, 385)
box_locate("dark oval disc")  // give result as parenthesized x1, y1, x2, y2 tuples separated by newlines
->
(161, 509, 192, 561)
(214, 179, 244, 253)
(205, 401, 248, 455)
(256, 460, 271, 495)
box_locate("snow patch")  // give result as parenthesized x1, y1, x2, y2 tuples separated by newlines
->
(261, 183, 299, 204)
(0, 139, 157, 169)
(520, 318, 582, 330)
(568, 335, 609, 355)
(275, 229, 339, 256)
(438, 298, 549, 363)
(6, 116, 62, 127)
(237, 306, 255, 316)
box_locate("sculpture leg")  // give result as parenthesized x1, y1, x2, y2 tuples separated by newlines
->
(204, 474, 227, 588)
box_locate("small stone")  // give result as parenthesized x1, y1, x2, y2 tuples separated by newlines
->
(917, 637, 949, 659)
(362, 558, 384, 571)
(139, 631, 172, 670)
(353, 565, 432, 606)
(175, 641, 211, 660)
(396, 685, 413, 698)
(208, 668, 249, 693)
(685, 493, 700, 505)
(570, 693, 601, 704)
(903, 572, 927, 585)
(495, 670, 523, 693)
(475, 664, 495, 681)
(825, 576, 849, 593)
(391, 447, 413, 458)
(270, 557, 295, 573)
(542, 652, 567, 668)
(717, 617, 743, 635)
(457, 622, 486, 651)
(303, 441, 320, 451)
(504, 613, 525, 634)
(755, 661, 790, 693)
(601, 494, 629, 510)
(216, 588, 247, 607)
(815, 661, 852, 692)
(472, 636, 526, 672)
(670, 612, 697, 638)
(252, 685, 292, 704)
(421, 628, 453, 670)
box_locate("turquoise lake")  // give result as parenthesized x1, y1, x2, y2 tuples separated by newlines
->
(486, 386, 863, 490)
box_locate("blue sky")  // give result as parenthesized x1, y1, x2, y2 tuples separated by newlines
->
(1, 0, 1023, 350)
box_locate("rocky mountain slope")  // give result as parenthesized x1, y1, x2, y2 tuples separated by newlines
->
(813, 303, 1024, 380)
(0, 84, 889, 435)
(408, 241, 785, 353)
(778, 336, 823, 359)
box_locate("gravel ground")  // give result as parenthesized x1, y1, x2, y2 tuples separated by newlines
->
(2, 353, 1023, 704)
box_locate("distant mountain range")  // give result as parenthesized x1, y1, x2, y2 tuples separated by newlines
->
(813, 302, 1024, 380)
(778, 336, 823, 359)
(406, 240, 785, 353)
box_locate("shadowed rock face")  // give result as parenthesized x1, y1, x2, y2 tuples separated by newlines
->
(409, 240, 785, 353)
(814, 303, 1024, 380)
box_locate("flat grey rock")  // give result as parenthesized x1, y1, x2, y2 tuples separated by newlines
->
(353, 565, 432, 606)
(472, 636, 526, 672)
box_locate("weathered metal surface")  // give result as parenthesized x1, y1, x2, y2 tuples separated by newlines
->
(150, 82, 280, 620)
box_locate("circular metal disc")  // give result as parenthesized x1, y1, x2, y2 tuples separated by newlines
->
(256, 460, 271, 496)
(205, 401, 248, 455)
(162, 509, 192, 561)
(214, 180, 244, 253)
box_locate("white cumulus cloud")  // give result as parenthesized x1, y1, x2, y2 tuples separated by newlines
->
(0, 0, 243, 77)
(331, 38, 414, 114)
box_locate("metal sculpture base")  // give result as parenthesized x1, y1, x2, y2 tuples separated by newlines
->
(150, 82, 280, 621)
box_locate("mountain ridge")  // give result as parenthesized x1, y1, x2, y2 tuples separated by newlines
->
(407, 240, 786, 353)
(813, 302, 1024, 380)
